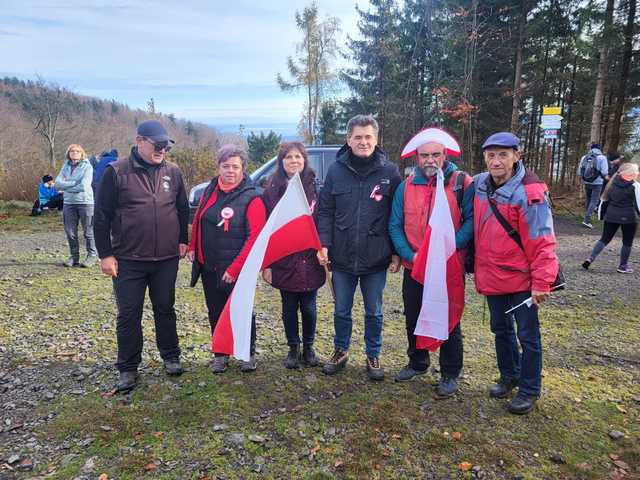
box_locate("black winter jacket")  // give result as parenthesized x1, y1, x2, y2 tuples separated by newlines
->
(604, 176, 640, 224)
(317, 145, 402, 275)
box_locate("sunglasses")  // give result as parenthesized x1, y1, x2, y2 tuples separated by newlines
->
(144, 138, 172, 153)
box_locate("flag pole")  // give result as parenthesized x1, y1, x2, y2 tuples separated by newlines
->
(324, 264, 335, 301)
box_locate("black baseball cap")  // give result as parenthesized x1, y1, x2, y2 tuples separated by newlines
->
(137, 120, 174, 144)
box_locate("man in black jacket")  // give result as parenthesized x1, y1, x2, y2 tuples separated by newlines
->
(94, 120, 189, 392)
(317, 115, 402, 380)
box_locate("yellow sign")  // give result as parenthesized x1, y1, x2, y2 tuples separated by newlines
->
(543, 106, 561, 115)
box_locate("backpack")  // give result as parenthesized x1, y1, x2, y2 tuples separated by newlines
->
(580, 152, 602, 183)
(451, 171, 475, 274)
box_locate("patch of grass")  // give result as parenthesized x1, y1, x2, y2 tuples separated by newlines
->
(1, 231, 638, 479)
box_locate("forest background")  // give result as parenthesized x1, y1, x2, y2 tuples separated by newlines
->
(0, 0, 638, 200)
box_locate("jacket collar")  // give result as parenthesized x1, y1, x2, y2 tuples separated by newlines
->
(485, 161, 525, 200)
(336, 144, 388, 172)
(130, 146, 164, 169)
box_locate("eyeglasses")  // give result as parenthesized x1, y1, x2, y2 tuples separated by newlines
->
(418, 152, 443, 160)
(144, 138, 172, 153)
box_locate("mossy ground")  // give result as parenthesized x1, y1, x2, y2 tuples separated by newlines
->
(1, 202, 638, 479)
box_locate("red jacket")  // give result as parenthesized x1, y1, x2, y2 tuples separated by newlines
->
(473, 164, 558, 295)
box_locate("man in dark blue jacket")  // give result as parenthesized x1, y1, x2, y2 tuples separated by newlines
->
(317, 114, 402, 380)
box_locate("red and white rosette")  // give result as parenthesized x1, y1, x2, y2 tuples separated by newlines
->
(217, 207, 235, 232)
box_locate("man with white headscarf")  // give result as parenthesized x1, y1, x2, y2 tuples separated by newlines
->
(389, 129, 474, 398)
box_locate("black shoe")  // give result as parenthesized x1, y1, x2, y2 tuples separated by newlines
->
(366, 356, 385, 381)
(240, 356, 257, 372)
(302, 344, 319, 367)
(164, 358, 183, 376)
(322, 349, 348, 375)
(394, 365, 427, 382)
(435, 376, 458, 398)
(489, 377, 519, 398)
(116, 371, 138, 392)
(507, 391, 538, 415)
(581, 258, 592, 270)
(284, 345, 300, 369)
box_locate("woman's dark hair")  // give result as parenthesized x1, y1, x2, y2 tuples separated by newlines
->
(274, 141, 309, 179)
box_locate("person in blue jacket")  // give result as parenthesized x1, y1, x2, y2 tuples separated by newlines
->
(92, 149, 118, 194)
(31, 175, 63, 215)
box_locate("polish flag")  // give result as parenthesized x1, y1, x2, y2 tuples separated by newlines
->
(410, 169, 465, 351)
(212, 172, 321, 361)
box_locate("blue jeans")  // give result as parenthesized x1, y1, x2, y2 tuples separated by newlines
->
(280, 289, 317, 346)
(486, 292, 542, 396)
(584, 184, 602, 223)
(332, 269, 387, 358)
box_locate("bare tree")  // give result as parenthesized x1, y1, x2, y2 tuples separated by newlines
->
(9, 78, 77, 168)
(511, 0, 530, 133)
(277, 2, 340, 144)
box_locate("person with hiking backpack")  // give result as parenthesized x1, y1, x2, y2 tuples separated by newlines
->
(577, 143, 609, 228)
(388, 128, 474, 398)
(473, 132, 559, 415)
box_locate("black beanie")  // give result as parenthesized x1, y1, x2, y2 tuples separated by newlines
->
(42, 175, 53, 183)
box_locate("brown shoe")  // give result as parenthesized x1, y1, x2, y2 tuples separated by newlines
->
(366, 356, 384, 381)
(322, 349, 348, 375)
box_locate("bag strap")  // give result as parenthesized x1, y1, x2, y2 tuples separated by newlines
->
(453, 171, 466, 209)
(487, 198, 525, 251)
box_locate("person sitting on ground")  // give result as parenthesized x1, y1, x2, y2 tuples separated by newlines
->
(31, 175, 63, 216)
(582, 162, 640, 274)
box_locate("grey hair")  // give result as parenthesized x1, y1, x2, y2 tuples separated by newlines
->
(217, 144, 248, 168)
(346, 114, 379, 138)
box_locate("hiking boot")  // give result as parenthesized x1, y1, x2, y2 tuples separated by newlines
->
(489, 377, 519, 398)
(581, 257, 593, 270)
(240, 356, 257, 372)
(581, 221, 594, 229)
(322, 349, 349, 375)
(617, 264, 634, 274)
(302, 344, 319, 367)
(435, 376, 458, 399)
(116, 371, 138, 392)
(507, 391, 538, 415)
(284, 345, 300, 369)
(63, 256, 79, 267)
(164, 358, 184, 376)
(394, 365, 427, 382)
(80, 255, 98, 268)
(210, 355, 229, 374)
(366, 356, 385, 381)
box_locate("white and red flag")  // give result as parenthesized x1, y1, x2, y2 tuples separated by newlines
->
(410, 168, 465, 351)
(212, 172, 321, 361)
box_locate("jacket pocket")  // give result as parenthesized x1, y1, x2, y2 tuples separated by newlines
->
(332, 184, 354, 229)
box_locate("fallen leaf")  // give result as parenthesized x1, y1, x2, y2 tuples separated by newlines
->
(459, 461, 473, 471)
(334, 460, 344, 469)
(391, 433, 401, 439)
(609, 454, 620, 461)
(100, 389, 118, 398)
(576, 462, 592, 471)
(144, 462, 157, 472)
(452, 431, 462, 441)
(323, 448, 333, 454)
(310, 445, 320, 455)
(373, 463, 381, 470)
(613, 460, 629, 471)
(615, 405, 627, 414)
(98, 474, 108, 480)
(152, 431, 164, 438)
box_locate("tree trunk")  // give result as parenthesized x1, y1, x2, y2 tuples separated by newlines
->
(608, 0, 635, 152)
(510, 0, 528, 133)
(589, 0, 615, 144)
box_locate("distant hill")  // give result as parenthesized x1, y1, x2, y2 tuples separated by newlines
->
(0, 77, 243, 200)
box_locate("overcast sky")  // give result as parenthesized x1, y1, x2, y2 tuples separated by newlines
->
(0, 1, 361, 129)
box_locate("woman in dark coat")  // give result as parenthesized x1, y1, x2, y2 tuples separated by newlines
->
(189, 145, 266, 373)
(262, 142, 326, 369)
(582, 162, 640, 274)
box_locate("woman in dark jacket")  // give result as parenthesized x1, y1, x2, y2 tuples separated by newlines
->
(262, 142, 326, 369)
(189, 145, 267, 373)
(582, 162, 640, 274)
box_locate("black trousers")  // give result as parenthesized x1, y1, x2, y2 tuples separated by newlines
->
(402, 268, 463, 377)
(201, 269, 256, 356)
(601, 221, 637, 247)
(112, 257, 181, 372)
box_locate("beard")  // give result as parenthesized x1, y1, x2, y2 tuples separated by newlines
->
(420, 165, 438, 177)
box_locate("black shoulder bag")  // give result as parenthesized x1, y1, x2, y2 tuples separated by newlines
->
(487, 199, 565, 291)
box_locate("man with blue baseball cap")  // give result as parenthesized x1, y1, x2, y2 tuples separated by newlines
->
(95, 120, 189, 392)
(472, 131, 559, 414)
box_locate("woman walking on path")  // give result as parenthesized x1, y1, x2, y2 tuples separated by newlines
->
(582, 162, 640, 274)
(55, 144, 97, 267)
(262, 142, 326, 369)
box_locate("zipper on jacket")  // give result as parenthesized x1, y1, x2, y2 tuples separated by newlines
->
(354, 180, 363, 273)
